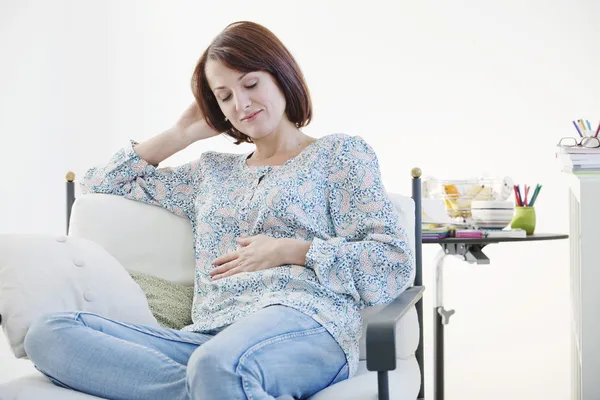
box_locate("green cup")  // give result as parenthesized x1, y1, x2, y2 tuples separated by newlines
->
(510, 206, 536, 235)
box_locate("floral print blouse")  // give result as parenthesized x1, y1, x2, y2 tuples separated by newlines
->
(80, 132, 415, 377)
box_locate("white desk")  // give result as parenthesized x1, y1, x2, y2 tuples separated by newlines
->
(565, 173, 600, 400)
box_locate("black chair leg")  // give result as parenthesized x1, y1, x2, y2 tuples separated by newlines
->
(377, 371, 389, 400)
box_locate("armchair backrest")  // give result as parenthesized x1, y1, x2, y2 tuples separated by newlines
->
(69, 193, 197, 286)
(68, 191, 417, 287)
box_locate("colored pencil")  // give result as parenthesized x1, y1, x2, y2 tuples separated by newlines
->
(516, 185, 524, 207)
(573, 121, 583, 137)
(530, 185, 542, 207)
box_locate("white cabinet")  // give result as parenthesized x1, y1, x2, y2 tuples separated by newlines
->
(567, 174, 600, 400)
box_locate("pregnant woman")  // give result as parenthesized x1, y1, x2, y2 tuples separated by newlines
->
(24, 20, 415, 400)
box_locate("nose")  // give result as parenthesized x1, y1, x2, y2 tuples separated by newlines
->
(234, 92, 252, 114)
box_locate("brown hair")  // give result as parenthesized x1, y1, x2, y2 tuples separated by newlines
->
(191, 21, 312, 144)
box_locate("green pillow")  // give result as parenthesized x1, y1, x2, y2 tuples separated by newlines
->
(128, 270, 194, 330)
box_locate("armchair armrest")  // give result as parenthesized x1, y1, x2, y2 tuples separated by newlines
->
(366, 285, 425, 372)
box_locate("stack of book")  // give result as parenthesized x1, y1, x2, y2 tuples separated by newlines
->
(422, 225, 451, 240)
(556, 144, 600, 175)
(421, 225, 526, 239)
(455, 229, 526, 238)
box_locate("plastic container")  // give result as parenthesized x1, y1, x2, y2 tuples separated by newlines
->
(510, 207, 536, 235)
(422, 177, 514, 222)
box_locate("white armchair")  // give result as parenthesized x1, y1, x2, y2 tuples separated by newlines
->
(0, 169, 425, 400)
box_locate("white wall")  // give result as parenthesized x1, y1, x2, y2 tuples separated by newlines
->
(1, 0, 599, 398)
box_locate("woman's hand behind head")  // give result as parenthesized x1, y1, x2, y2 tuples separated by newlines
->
(175, 101, 221, 145)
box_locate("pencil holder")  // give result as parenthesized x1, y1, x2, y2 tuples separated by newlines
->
(510, 206, 536, 235)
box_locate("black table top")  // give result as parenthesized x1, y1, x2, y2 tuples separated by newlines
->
(422, 233, 569, 245)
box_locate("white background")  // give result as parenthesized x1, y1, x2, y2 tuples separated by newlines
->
(1, 0, 599, 399)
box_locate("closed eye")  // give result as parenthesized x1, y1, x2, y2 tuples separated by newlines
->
(219, 82, 257, 102)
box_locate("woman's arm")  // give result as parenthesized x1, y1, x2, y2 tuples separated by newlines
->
(133, 102, 220, 166)
(131, 127, 191, 168)
(80, 102, 220, 220)
(279, 239, 312, 265)
(304, 135, 415, 307)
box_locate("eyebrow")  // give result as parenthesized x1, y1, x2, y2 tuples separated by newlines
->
(213, 72, 249, 91)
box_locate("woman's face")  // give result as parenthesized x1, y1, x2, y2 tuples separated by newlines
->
(205, 59, 287, 141)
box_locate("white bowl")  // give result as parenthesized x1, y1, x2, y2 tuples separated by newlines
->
(471, 209, 514, 221)
(475, 221, 512, 229)
(471, 201, 514, 230)
(471, 200, 514, 210)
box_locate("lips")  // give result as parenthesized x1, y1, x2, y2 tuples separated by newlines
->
(241, 110, 262, 121)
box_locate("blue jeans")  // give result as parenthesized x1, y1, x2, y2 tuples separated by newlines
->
(23, 305, 348, 400)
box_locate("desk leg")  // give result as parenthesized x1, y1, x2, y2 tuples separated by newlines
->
(433, 248, 455, 400)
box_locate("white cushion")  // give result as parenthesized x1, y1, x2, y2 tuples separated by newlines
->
(0, 234, 158, 359)
(308, 356, 420, 400)
(0, 372, 103, 399)
(0, 371, 101, 400)
(69, 194, 196, 286)
(0, 357, 419, 400)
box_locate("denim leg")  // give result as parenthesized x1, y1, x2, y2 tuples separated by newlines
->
(24, 311, 213, 400)
(187, 305, 349, 400)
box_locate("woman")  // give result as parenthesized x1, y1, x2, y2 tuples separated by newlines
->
(24, 21, 415, 400)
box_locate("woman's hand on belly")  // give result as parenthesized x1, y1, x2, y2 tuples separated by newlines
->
(210, 235, 311, 280)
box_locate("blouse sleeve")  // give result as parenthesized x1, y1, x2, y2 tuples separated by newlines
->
(79, 140, 203, 221)
(305, 135, 415, 307)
